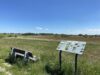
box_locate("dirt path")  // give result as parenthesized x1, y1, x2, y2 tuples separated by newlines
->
(0, 63, 12, 75)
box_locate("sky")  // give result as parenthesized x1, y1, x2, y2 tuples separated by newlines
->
(0, 0, 100, 34)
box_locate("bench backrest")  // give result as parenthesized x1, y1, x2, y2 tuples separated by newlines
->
(11, 48, 33, 58)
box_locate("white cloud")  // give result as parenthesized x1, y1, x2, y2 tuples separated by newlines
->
(80, 28, 100, 34)
(35, 26, 49, 31)
(36, 27, 43, 30)
(87, 29, 100, 32)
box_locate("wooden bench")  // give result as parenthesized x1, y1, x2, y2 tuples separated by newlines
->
(7, 47, 38, 64)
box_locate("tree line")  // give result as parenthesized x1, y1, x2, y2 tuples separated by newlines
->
(0, 33, 100, 38)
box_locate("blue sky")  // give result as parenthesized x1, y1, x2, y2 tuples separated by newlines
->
(0, 0, 100, 34)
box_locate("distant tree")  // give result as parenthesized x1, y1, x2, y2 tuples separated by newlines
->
(94, 35, 100, 38)
(21, 33, 36, 36)
(78, 34, 83, 36)
(83, 34, 88, 38)
(39, 33, 54, 35)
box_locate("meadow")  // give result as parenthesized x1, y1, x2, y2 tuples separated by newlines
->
(0, 35, 100, 75)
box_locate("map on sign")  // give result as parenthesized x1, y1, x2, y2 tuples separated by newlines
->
(57, 40, 86, 55)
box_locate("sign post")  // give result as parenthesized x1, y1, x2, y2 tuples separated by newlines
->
(59, 50, 62, 70)
(57, 40, 86, 75)
(75, 54, 78, 75)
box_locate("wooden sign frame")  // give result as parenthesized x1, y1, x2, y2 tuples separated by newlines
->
(57, 40, 86, 75)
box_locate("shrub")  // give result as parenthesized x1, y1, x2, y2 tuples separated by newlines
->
(45, 62, 64, 75)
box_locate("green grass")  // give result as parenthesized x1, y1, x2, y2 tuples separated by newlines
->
(0, 37, 100, 75)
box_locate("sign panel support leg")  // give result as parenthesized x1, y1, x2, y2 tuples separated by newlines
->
(59, 50, 62, 70)
(75, 54, 78, 75)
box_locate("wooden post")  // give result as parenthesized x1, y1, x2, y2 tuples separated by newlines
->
(59, 50, 62, 70)
(75, 54, 78, 75)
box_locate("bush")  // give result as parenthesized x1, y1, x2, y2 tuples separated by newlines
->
(0, 34, 5, 38)
(45, 62, 64, 75)
(8, 34, 13, 37)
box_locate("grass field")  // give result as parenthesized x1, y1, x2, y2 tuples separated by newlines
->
(0, 36, 100, 75)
